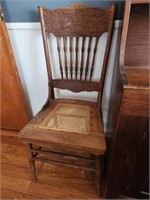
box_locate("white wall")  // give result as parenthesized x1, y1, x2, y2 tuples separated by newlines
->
(6, 22, 121, 131)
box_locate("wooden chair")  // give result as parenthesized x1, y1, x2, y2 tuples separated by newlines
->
(18, 4, 116, 197)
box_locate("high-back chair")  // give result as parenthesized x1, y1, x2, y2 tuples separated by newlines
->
(19, 4, 116, 197)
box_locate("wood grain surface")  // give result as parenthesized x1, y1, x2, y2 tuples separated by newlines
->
(0, 15, 29, 130)
(1, 130, 100, 199)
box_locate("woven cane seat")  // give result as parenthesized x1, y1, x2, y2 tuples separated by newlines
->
(19, 99, 105, 154)
(40, 103, 90, 134)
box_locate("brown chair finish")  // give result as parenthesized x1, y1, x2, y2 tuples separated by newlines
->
(18, 4, 116, 197)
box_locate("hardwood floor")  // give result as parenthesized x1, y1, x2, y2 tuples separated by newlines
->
(1, 130, 100, 199)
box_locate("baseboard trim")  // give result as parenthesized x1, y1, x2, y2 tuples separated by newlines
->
(6, 20, 122, 30)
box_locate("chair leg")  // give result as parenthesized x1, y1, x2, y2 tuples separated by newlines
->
(26, 143, 37, 182)
(95, 155, 101, 197)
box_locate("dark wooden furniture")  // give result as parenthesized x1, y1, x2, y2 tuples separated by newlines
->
(105, 0, 149, 198)
(0, 7, 29, 131)
(18, 4, 116, 197)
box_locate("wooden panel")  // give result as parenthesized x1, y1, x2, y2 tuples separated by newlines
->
(125, 124, 149, 198)
(106, 115, 149, 198)
(0, 16, 29, 130)
(123, 3, 150, 86)
(118, 116, 149, 198)
(125, 4, 149, 67)
(106, 1, 150, 198)
(52, 79, 101, 92)
(41, 4, 115, 37)
(121, 86, 149, 117)
(125, 67, 149, 86)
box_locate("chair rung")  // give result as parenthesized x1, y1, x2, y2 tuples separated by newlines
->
(32, 148, 95, 169)
(31, 148, 95, 162)
(33, 157, 96, 172)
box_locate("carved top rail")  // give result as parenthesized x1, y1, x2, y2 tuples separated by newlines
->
(41, 4, 112, 37)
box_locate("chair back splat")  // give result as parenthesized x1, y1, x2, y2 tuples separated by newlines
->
(38, 4, 116, 111)
(19, 4, 116, 198)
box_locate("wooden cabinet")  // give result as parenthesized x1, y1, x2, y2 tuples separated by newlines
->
(105, 0, 149, 198)
(0, 9, 29, 131)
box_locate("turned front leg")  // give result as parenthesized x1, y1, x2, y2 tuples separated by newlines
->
(26, 143, 37, 182)
(95, 155, 101, 197)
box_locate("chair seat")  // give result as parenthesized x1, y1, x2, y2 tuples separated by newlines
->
(19, 99, 106, 155)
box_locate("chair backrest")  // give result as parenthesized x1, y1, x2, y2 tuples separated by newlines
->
(38, 4, 116, 111)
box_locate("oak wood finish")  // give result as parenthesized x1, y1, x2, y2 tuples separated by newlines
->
(1, 131, 100, 199)
(119, 0, 150, 86)
(124, 3, 149, 86)
(105, 0, 149, 198)
(121, 86, 149, 117)
(0, 10, 29, 130)
(1, 131, 136, 199)
(39, 4, 116, 105)
(42, 4, 112, 37)
(18, 4, 116, 197)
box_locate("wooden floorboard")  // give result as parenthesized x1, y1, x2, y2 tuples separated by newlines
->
(1, 163, 31, 180)
(27, 181, 98, 199)
(1, 175, 31, 194)
(0, 130, 101, 199)
(1, 143, 27, 154)
(1, 189, 41, 199)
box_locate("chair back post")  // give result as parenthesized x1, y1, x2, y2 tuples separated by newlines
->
(97, 4, 116, 113)
(39, 6, 55, 102)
